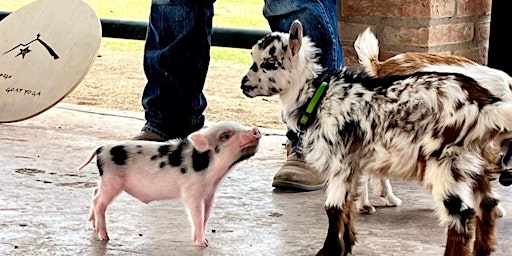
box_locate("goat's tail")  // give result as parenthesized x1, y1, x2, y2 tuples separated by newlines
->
(78, 149, 98, 170)
(354, 27, 381, 77)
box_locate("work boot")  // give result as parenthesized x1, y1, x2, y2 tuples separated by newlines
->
(272, 151, 326, 192)
(132, 131, 165, 142)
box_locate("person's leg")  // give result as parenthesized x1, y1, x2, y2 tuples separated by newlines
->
(263, 0, 343, 191)
(134, 0, 215, 141)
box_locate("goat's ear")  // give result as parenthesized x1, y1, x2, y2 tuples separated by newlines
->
(289, 20, 303, 57)
(189, 132, 210, 152)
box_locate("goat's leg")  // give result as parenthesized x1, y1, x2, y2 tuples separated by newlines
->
(355, 174, 376, 214)
(438, 193, 476, 256)
(473, 180, 499, 256)
(424, 159, 476, 256)
(317, 170, 358, 256)
(376, 178, 403, 207)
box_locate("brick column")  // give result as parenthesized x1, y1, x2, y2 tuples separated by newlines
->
(337, 0, 491, 67)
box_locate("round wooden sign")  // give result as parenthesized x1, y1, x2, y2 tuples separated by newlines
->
(0, 0, 101, 122)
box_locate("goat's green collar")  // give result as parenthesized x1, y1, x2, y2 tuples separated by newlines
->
(297, 81, 328, 131)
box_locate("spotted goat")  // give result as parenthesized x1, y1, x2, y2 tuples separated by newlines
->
(241, 20, 512, 255)
(353, 27, 512, 218)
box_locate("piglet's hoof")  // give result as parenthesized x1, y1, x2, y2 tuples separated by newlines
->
(194, 237, 209, 247)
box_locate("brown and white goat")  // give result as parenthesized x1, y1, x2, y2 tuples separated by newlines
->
(241, 20, 512, 255)
(354, 27, 511, 217)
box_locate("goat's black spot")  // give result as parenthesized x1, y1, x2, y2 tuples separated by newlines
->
(431, 143, 445, 159)
(444, 195, 462, 215)
(282, 44, 288, 52)
(269, 77, 276, 83)
(339, 120, 361, 146)
(180, 167, 187, 174)
(110, 145, 128, 165)
(455, 134, 467, 147)
(443, 194, 474, 224)
(269, 45, 276, 56)
(257, 34, 280, 50)
(192, 149, 210, 172)
(263, 59, 279, 70)
(271, 87, 279, 94)
(457, 76, 500, 109)
(250, 63, 258, 72)
(160, 162, 166, 168)
(241, 76, 249, 85)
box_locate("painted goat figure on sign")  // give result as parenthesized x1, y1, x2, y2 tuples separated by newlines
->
(241, 20, 512, 255)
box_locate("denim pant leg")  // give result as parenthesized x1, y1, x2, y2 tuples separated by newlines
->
(263, 0, 344, 151)
(141, 0, 214, 140)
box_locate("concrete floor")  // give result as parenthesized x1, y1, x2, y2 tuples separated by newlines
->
(1, 103, 511, 256)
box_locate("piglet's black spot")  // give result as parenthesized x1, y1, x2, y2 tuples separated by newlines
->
(168, 141, 187, 167)
(96, 147, 104, 176)
(158, 145, 170, 156)
(110, 145, 128, 166)
(151, 144, 171, 160)
(192, 149, 210, 172)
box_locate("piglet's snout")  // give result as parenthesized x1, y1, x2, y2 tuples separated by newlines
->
(252, 127, 262, 139)
(240, 127, 262, 147)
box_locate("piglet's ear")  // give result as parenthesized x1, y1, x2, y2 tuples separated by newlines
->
(189, 133, 210, 152)
(289, 19, 303, 57)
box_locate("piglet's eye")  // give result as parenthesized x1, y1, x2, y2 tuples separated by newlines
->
(219, 131, 232, 142)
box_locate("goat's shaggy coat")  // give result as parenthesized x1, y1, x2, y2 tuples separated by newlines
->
(354, 27, 512, 218)
(241, 20, 512, 255)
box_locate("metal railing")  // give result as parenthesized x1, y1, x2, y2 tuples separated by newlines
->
(0, 11, 270, 49)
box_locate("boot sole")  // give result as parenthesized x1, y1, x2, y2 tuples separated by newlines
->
(272, 181, 325, 192)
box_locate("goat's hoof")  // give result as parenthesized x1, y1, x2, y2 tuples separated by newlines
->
(382, 195, 403, 207)
(359, 205, 376, 214)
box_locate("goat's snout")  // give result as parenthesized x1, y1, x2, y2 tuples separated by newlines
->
(240, 76, 257, 98)
(241, 75, 249, 85)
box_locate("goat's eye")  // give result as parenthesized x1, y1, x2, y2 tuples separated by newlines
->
(219, 131, 232, 142)
(263, 57, 279, 70)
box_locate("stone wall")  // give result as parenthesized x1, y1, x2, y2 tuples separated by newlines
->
(336, 0, 492, 67)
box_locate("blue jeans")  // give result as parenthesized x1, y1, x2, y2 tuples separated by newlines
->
(264, 0, 344, 150)
(141, 0, 343, 142)
(141, 0, 214, 140)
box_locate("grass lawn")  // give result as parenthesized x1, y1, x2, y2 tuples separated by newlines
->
(0, 0, 268, 63)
